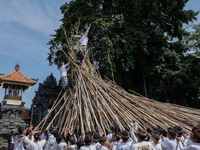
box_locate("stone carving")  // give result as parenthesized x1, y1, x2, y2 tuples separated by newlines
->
(31, 73, 62, 128)
(0, 103, 25, 141)
(9, 112, 16, 119)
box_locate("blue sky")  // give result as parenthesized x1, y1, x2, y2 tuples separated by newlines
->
(0, 0, 200, 108)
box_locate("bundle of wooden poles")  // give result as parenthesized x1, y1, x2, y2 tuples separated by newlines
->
(33, 26, 200, 135)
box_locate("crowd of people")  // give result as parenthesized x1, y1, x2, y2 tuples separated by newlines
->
(2, 119, 200, 150)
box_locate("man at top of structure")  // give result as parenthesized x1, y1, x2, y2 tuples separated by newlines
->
(72, 23, 91, 63)
(60, 62, 70, 89)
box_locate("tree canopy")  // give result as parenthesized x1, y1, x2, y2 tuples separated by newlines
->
(47, 0, 200, 108)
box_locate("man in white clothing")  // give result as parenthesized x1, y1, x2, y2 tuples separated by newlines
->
(14, 126, 34, 150)
(177, 129, 200, 150)
(68, 135, 77, 149)
(116, 130, 132, 150)
(60, 62, 70, 89)
(159, 129, 168, 143)
(130, 118, 138, 143)
(55, 134, 67, 150)
(132, 130, 155, 150)
(111, 132, 121, 150)
(98, 136, 110, 150)
(90, 132, 101, 150)
(24, 132, 47, 150)
(45, 129, 59, 150)
(151, 130, 162, 150)
(161, 127, 177, 150)
(107, 125, 117, 143)
(80, 135, 92, 150)
(72, 23, 91, 63)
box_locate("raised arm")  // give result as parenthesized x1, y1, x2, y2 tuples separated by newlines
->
(64, 63, 69, 67)
(66, 65, 70, 72)
(83, 23, 91, 37)
(130, 118, 138, 143)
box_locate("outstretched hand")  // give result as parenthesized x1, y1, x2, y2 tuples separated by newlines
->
(89, 23, 91, 27)
(132, 118, 136, 123)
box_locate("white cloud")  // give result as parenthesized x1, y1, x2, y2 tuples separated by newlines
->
(0, 0, 68, 64)
(0, 0, 63, 35)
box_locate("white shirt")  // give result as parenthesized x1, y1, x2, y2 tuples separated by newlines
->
(69, 144, 77, 150)
(158, 136, 169, 143)
(132, 141, 155, 150)
(14, 135, 34, 150)
(177, 141, 200, 150)
(74, 27, 90, 46)
(116, 141, 133, 150)
(26, 140, 46, 150)
(41, 132, 46, 140)
(111, 141, 121, 150)
(107, 133, 113, 143)
(90, 142, 101, 150)
(60, 63, 70, 78)
(45, 135, 56, 150)
(154, 143, 162, 150)
(80, 145, 91, 150)
(129, 122, 138, 143)
(55, 142, 68, 150)
(161, 139, 177, 150)
(98, 145, 108, 150)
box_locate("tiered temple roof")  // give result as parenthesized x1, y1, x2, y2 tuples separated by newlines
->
(0, 64, 37, 90)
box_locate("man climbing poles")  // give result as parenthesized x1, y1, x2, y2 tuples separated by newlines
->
(60, 62, 70, 89)
(72, 23, 91, 63)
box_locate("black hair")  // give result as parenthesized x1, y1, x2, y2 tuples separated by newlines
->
(113, 132, 121, 141)
(105, 129, 108, 135)
(110, 125, 114, 131)
(192, 127, 199, 133)
(110, 125, 118, 133)
(86, 131, 93, 138)
(121, 130, 129, 141)
(18, 126, 25, 134)
(0, 146, 7, 150)
(167, 128, 177, 139)
(137, 130, 146, 141)
(34, 132, 41, 141)
(77, 139, 84, 149)
(84, 135, 92, 145)
(145, 128, 152, 141)
(152, 130, 160, 141)
(69, 135, 76, 145)
(174, 126, 182, 132)
(93, 132, 100, 142)
(99, 136, 107, 144)
(56, 134, 63, 144)
(53, 130, 59, 137)
(49, 127, 53, 134)
(161, 129, 167, 137)
(146, 128, 152, 134)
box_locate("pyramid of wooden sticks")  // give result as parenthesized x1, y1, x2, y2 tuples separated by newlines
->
(34, 26, 200, 136)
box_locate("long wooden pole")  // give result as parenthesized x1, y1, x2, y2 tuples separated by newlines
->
(33, 89, 68, 132)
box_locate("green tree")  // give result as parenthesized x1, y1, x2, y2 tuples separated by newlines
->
(47, 0, 200, 108)
(183, 23, 200, 56)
